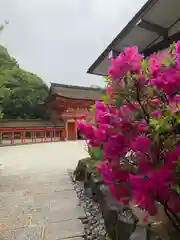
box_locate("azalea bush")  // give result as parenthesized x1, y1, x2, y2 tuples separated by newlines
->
(78, 42, 180, 234)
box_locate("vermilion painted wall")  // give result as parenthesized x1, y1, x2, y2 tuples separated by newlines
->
(67, 122, 76, 140)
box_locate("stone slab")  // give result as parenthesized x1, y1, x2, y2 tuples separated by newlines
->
(44, 220, 84, 239)
(0, 141, 87, 240)
(61, 238, 84, 240)
(48, 191, 80, 212)
(31, 206, 86, 225)
(15, 226, 43, 240)
(1, 226, 42, 240)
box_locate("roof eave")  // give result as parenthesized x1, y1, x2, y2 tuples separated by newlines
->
(87, 0, 158, 75)
(86, 70, 108, 77)
(46, 93, 101, 101)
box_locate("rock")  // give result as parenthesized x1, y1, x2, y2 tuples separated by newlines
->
(73, 158, 91, 182)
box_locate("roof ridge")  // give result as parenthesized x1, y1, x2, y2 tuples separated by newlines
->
(50, 82, 104, 91)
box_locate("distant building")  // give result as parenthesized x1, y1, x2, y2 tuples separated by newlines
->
(44, 83, 104, 140)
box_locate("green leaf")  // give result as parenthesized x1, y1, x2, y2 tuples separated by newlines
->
(141, 59, 148, 68)
(147, 86, 154, 97)
(104, 76, 111, 84)
(176, 163, 180, 174)
(141, 59, 149, 74)
(150, 117, 172, 135)
(163, 56, 171, 67)
(89, 105, 95, 119)
(172, 184, 180, 195)
(101, 94, 109, 104)
(150, 118, 159, 127)
(89, 104, 95, 112)
(115, 93, 122, 108)
(169, 42, 176, 52)
(91, 147, 103, 161)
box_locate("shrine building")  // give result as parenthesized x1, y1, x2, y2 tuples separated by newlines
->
(44, 83, 104, 141)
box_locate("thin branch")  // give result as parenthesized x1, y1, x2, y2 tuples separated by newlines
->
(164, 206, 180, 233)
(135, 83, 150, 123)
(157, 199, 180, 233)
(164, 202, 180, 224)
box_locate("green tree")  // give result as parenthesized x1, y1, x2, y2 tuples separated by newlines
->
(0, 45, 49, 119)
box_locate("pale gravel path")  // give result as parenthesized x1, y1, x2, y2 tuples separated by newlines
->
(0, 141, 88, 240)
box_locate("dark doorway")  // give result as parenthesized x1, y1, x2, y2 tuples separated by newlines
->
(77, 129, 83, 140)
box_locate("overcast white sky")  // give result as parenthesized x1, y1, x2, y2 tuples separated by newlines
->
(0, 0, 147, 87)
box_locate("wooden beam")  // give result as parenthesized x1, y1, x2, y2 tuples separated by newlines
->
(137, 19, 168, 37)
(143, 31, 180, 56)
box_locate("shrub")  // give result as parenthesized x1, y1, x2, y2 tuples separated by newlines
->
(78, 42, 180, 235)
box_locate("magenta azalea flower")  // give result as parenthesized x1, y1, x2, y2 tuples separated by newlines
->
(78, 122, 94, 139)
(103, 135, 127, 161)
(94, 128, 106, 142)
(131, 190, 157, 216)
(108, 46, 143, 80)
(151, 68, 180, 95)
(136, 122, 148, 133)
(131, 136, 151, 153)
(152, 110, 161, 119)
(98, 161, 129, 184)
(168, 194, 180, 212)
(148, 53, 162, 76)
(95, 101, 107, 112)
(176, 40, 180, 69)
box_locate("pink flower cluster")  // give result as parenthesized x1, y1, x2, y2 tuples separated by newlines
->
(108, 46, 143, 79)
(78, 42, 180, 217)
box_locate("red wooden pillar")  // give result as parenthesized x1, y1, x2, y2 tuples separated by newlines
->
(31, 131, 34, 142)
(50, 131, 53, 142)
(0, 131, 2, 145)
(21, 131, 23, 144)
(41, 131, 43, 142)
(23, 131, 26, 144)
(65, 120, 68, 140)
(59, 129, 61, 141)
(74, 118, 78, 140)
(34, 131, 36, 142)
(44, 130, 47, 142)
(11, 131, 14, 145)
(53, 129, 56, 141)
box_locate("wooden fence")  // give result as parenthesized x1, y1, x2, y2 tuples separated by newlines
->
(0, 127, 65, 146)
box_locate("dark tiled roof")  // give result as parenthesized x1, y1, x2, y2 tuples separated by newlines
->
(0, 119, 64, 128)
(50, 83, 105, 100)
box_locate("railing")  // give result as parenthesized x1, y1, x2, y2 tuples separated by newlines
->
(0, 127, 65, 146)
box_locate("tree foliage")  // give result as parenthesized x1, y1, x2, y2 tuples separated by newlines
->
(0, 45, 49, 119)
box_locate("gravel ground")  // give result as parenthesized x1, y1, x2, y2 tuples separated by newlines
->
(69, 172, 107, 240)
